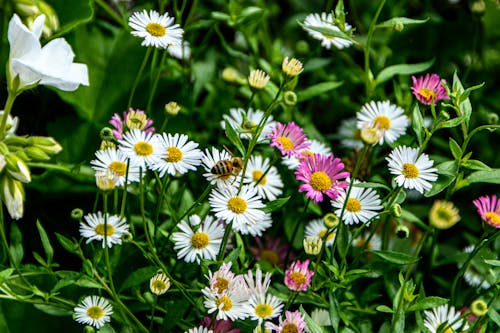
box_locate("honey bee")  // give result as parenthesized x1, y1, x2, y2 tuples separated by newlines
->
(210, 146, 244, 181)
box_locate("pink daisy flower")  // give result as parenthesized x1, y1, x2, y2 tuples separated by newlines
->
(109, 108, 155, 139)
(411, 73, 450, 106)
(284, 259, 314, 291)
(295, 153, 350, 204)
(267, 122, 310, 158)
(265, 310, 306, 333)
(473, 194, 500, 229)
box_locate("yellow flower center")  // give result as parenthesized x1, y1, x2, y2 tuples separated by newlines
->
(252, 170, 267, 185)
(94, 223, 115, 236)
(436, 323, 452, 333)
(227, 197, 247, 214)
(289, 271, 307, 286)
(402, 163, 419, 178)
(215, 295, 233, 311)
(109, 161, 127, 176)
(214, 277, 229, 293)
(283, 323, 299, 333)
(373, 115, 391, 130)
(309, 171, 332, 191)
(86, 306, 104, 320)
(242, 120, 257, 131)
(134, 141, 153, 156)
(190, 232, 209, 249)
(485, 212, 500, 226)
(151, 279, 168, 293)
(277, 137, 294, 151)
(436, 207, 453, 221)
(260, 249, 279, 266)
(418, 88, 436, 100)
(166, 146, 183, 162)
(346, 198, 362, 212)
(255, 303, 273, 318)
(318, 229, 334, 241)
(145, 22, 166, 37)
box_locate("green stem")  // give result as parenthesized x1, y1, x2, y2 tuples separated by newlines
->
(284, 291, 299, 312)
(285, 198, 311, 265)
(363, 0, 386, 98)
(139, 169, 154, 251)
(147, 48, 169, 112)
(128, 47, 152, 108)
(94, 0, 128, 29)
(217, 221, 233, 261)
(0, 90, 18, 140)
(102, 192, 117, 294)
(176, 184, 213, 224)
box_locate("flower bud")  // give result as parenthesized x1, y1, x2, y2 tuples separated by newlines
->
(394, 22, 404, 32)
(100, 127, 115, 141)
(283, 91, 297, 107)
(248, 69, 270, 90)
(95, 171, 117, 191)
(295, 40, 310, 55)
(164, 101, 181, 116)
(323, 213, 340, 229)
(438, 110, 450, 121)
(390, 203, 402, 217)
(471, 299, 488, 317)
(282, 57, 303, 77)
(429, 200, 460, 229)
(1, 176, 25, 220)
(83, 326, 96, 333)
(395, 225, 410, 239)
(71, 208, 84, 221)
(28, 136, 62, 155)
(100, 140, 116, 151)
(303, 236, 322, 255)
(122, 231, 133, 242)
(24, 146, 51, 161)
(222, 67, 245, 84)
(471, 0, 486, 15)
(14, 0, 40, 16)
(143, 292, 156, 304)
(360, 126, 382, 145)
(150, 272, 171, 295)
(5, 153, 31, 183)
(37, 0, 60, 37)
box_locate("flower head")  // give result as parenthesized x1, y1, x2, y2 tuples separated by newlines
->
(118, 129, 163, 170)
(268, 122, 310, 158)
(91, 148, 142, 186)
(305, 219, 335, 247)
(284, 259, 313, 291)
(150, 272, 171, 295)
(243, 155, 283, 201)
(8, 14, 88, 91)
(221, 108, 275, 143)
(411, 74, 450, 105)
(172, 215, 225, 264)
(248, 69, 270, 89)
(250, 236, 291, 267)
(423, 304, 469, 333)
(151, 133, 203, 177)
(202, 147, 242, 188)
(386, 146, 438, 194)
(265, 310, 306, 333)
(74, 296, 113, 329)
(429, 200, 460, 229)
(168, 40, 191, 59)
(473, 194, 500, 229)
(282, 139, 331, 170)
(80, 212, 129, 248)
(109, 108, 155, 140)
(356, 101, 409, 145)
(332, 180, 383, 225)
(245, 293, 283, 324)
(459, 245, 495, 289)
(128, 10, 183, 49)
(295, 153, 350, 204)
(186, 327, 214, 333)
(202, 275, 249, 321)
(303, 12, 353, 50)
(282, 57, 303, 77)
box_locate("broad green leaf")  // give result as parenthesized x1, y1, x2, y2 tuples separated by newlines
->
(448, 138, 462, 160)
(335, 0, 346, 26)
(329, 293, 341, 332)
(33, 304, 72, 316)
(484, 259, 500, 267)
(336, 222, 349, 259)
(436, 161, 458, 175)
(460, 159, 491, 171)
(263, 196, 290, 213)
(300, 305, 323, 333)
(412, 104, 425, 145)
(9, 223, 23, 266)
(298, 81, 343, 102)
(55, 233, 78, 254)
(466, 169, 500, 184)
(224, 120, 245, 157)
(407, 296, 448, 311)
(36, 220, 54, 265)
(375, 59, 434, 84)
(488, 308, 500, 328)
(299, 22, 354, 43)
(376, 17, 429, 28)
(50, 0, 94, 36)
(376, 305, 394, 313)
(74, 275, 103, 289)
(0, 268, 14, 284)
(424, 175, 454, 197)
(371, 250, 420, 264)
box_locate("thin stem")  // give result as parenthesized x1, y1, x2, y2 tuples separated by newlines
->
(363, 0, 386, 98)
(128, 47, 152, 108)
(94, 0, 128, 29)
(139, 168, 154, 251)
(217, 221, 233, 261)
(147, 48, 169, 112)
(0, 90, 18, 140)
(102, 192, 117, 294)
(176, 184, 213, 224)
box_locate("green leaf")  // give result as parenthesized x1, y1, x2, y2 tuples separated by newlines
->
(224, 120, 246, 157)
(0, 268, 14, 284)
(299, 22, 354, 43)
(298, 81, 343, 102)
(452, 72, 472, 128)
(370, 250, 420, 265)
(407, 296, 448, 312)
(448, 138, 462, 160)
(33, 304, 72, 317)
(329, 293, 341, 332)
(376, 17, 429, 28)
(375, 59, 434, 84)
(50, 0, 94, 36)
(119, 266, 159, 292)
(74, 275, 103, 289)
(487, 308, 500, 328)
(376, 305, 394, 313)
(466, 169, 500, 184)
(55, 233, 78, 254)
(263, 196, 290, 213)
(484, 259, 500, 267)
(336, 223, 350, 259)
(424, 175, 454, 197)
(412, 104, 425, 145)
(460, 159, 491, 171)
(335, 0, 346, 26)
(300, 305, 323, 333)
(36, 220, 54, 265)
(9, 223, 23, 266)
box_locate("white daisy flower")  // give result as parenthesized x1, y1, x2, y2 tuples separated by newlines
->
(202, 147, 242, 188)
(152, 133, 203, 177)
(282, 139, 332, 170)
(423, 304, 469, 333)
(244, 268, 272, 296)
(128, 10, 183, 49)
(305, 219, 335, 247)
(80, 212, 129, 248)
(237, 212, 273, 236)
(244, 293, 283, 324)
(168, 40, 191, 59)
(303, 12, 354, 49)
(209, 185, 266, 233)
(386, 146, 438, 194)
(221, 108, 275, 143)
(74, 296, 113, 329)
(337, 117, 364, 150)
(172, 215, 225, 264)
(243, 155, 283, 201)
(118, 129, 163, 170)
(91, 148, 142, 186)
(202, 281, 249, 321)
(352, 233, 382, 251)
(356, 101, 409, 145)
(332, 181, 383, 225)
(186, 326, 213, 333)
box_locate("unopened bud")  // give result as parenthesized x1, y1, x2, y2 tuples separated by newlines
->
(5, 154, 31, 183)
(1, 177, 25, 220)
(100, 140, 116, 150)
(143, 291, 156, 304)
(471, 299, 488, 316)
(283, 91, 297, 107)
(471, 0, 486, 15)
(164, 102, 181, 116)
(248, 69, 270, 90)
(28, 136, 63, 155)
(438, 110, 450, 121)
(71, 208, 84, 220)
(295, 40, 310, 55)
(25, 146, 51, 161)
(394, 22, 404, 32)
(95, 173, 117, 191)
(222, 67, 240, 83)
(395, 225, 410, 239)
(282, 57, 303, 77)
(100, 127, 115, 141)
(122, 231, 133, 242)
(83, 325, 96, 333)
(303, 236, 322, 255)
(323, 213, 339, 229)
(360, 126, 382, 145)
(391, 203, 402, 217)
(37, 1, 60, 37)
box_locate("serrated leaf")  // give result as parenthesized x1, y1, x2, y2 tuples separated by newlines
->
(376, 17, 429, 28)
(263, 196, 290, 213)
(460, 159, 491, 171)
(412, 104, 424, 145)
(375, 59, 434, 84)
(371, 250, 420, 264)
(466, 169, 500, 184)
(36, 220, 54, 265)
(119, 266, 158, 292)
(297, 81, 343, 102)
(33, 304, 72, 317)
(224, 120, 246, 157)
(376, 305, 394, 313)
(448, 138, 462, 160)
(407, 296, 448, 311)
